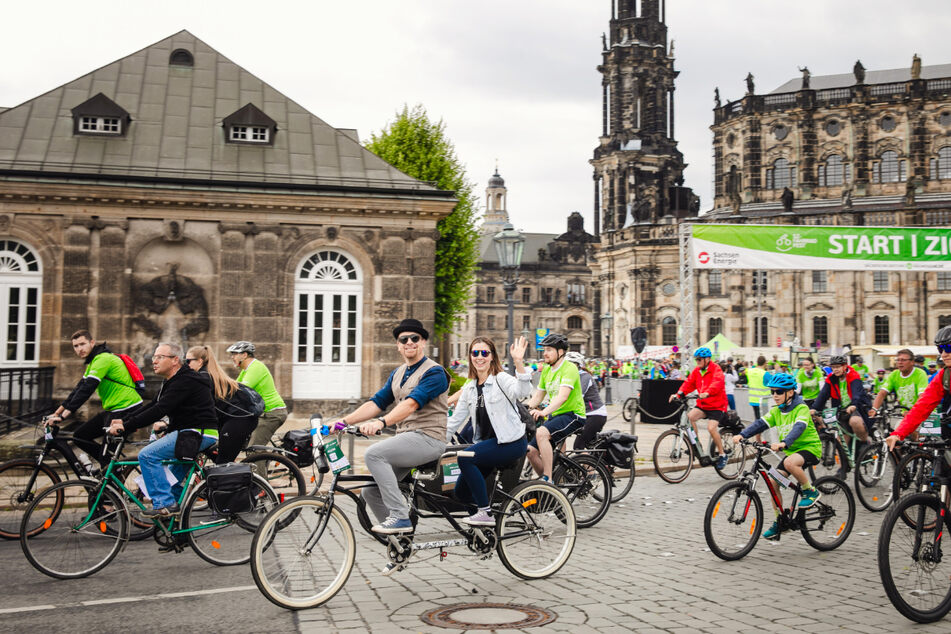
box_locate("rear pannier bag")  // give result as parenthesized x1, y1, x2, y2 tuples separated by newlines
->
(205, 462, 254, 515)
(281, 429, 315, 467)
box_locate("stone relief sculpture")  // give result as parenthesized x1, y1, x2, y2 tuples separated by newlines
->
(131, 264, 210, 352)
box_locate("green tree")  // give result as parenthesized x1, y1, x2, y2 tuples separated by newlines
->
(366, 104, 480, 347)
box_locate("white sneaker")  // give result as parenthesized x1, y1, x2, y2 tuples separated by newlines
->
(462, 510, 495, 526)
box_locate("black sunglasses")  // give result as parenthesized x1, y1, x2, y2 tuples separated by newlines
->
(770, 388, 788, 394)
(937, 344, 951, 354)
(185, 358, 199, 363)
(470, 349, 491, 358)
(398, 334, 421, 344)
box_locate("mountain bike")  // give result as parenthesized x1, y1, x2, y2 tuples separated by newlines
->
(877, 437, 951, 623)
(19, 432, 278, 579)
(250, 422, 576, 610)
(704, 439, 855, 561)
(652, 397, 746, 484)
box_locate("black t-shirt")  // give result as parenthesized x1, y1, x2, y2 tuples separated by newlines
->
(475, 382, 495, 441)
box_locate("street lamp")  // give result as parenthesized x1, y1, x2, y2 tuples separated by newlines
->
(493, 223, 525, 375)
(601, 312, 613, 404)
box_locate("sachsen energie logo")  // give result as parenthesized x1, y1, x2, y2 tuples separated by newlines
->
(698, 251, 710, 264)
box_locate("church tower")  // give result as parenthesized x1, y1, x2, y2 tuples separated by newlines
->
(481, 168, 510, 235)
(591, 0, 694, 232)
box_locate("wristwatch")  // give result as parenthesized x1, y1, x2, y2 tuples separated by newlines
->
(377, 416, 387, 428)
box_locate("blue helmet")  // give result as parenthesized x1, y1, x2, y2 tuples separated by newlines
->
(693, 347, 713, 358)
(765, 373, 797, 391)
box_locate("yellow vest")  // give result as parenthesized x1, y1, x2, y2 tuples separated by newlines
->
(746, 367, 769, 403)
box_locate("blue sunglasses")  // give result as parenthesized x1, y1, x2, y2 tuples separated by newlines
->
(938, 344, 951, 354)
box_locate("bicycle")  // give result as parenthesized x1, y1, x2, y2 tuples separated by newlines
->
(19, 431, 279, 579)
(621, 396, 638, 428)
(704, 439, 855, 561)
(250, 423, 576, 610)
(0, 419, 153, 541)
(651, 397, 746, 484)
(246, 426, 326, 494)
(583, 429, 637, 503)
(877, 437, 951, 623)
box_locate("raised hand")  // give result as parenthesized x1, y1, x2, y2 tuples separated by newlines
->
(510, 336, 529, 363)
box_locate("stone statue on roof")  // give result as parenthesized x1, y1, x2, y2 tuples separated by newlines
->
(745, 72, 755, 95)
(714, 87, 721, 109)
(781, 187, 794, 212)
(911, 54, 922, 80)
(853, 60, 866, 84)
(602, 32, 607, 51)
(798, 66, 811, 90)
(842, 185, 853, 210)
(669, 39, 675, 57)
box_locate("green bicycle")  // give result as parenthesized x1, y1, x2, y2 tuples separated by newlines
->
(19, 433, 279, 579)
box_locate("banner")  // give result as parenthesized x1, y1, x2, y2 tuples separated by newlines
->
(692, 224, 951, 271)
(534, 328, 550, 349)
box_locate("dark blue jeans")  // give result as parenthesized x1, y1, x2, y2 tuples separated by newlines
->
(454, 436, 528, 508)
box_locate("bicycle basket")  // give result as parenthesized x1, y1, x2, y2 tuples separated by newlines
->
(281, 429, 315, 467)
(204, 462, 254, 515)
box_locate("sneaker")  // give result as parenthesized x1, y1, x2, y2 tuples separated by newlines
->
(371, 516, 414, 534)
(462, 510, 495, 526)
(142, 503, 181, 518)
(715, 454, 728, 470)
(381, 562, 403, 576)
(763, 520, 781, 540)
(798, 488, 821, 509)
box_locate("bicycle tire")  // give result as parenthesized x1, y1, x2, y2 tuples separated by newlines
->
(0, 458, 61, 539)
(182, 473, 279, 566)
(892, 450, 933, 506)
(496, 480, 576, 579)
(799, 476, 854, 551)
(250, 496, 356, 610)
(814, 435, 848, 480)
(710, 432, 746, 481)
(112, 463, 156, 541)
(652, 428, 693, 484)
(20, 480, 128, 579)
(878, 492, 951, 623)
(853, 443, 896, 512)
(241, 450, 307, 501)
(608, 453, 636, 503)
(551, 453, 611, 528)
(621, 397, 637, 423)
(704, 481, 762, 561)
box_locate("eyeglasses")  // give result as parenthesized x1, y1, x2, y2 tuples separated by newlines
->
(153, 354, 177, 360)
(398, 335, 421, 344)
(937, 344, 951, 354)
(770, 388, 788, 395)
(185, 358, 199, 363)
(470, 349, 491, 358)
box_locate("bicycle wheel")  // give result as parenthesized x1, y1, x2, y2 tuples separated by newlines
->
(182, 473, 279, 566)
(241, 451, 307, 501)
(893, 450, 933, 504)
(704, 481, 762, 561)
(113, 464, 156, 541)
(608, 450, 636, 503)
(814, 436, 848, 480)
(621, 397, 637, 423)
(710, 432, 747, 480)
(799, 476, 854, 551)
(652, 428, 693, 484)
(0, 458, 60, 539)
(496, 480, 575, 579)
(879, 493, 951, 623)
(20, 480, 128, 579)
(250, 496, 356, 610)
(853, 443, 896, 512)
(551, 454, 611, 528)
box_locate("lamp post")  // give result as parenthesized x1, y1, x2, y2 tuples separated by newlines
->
(493, 223, 525, 375)
(601, 312, 613, 404)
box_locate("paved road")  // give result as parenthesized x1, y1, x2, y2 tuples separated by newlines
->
(2, 463, 947, 633)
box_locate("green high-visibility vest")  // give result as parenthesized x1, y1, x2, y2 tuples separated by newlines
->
(746, 367, 769, 404)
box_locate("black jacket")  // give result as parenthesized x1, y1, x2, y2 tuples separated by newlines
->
(124, 365, 218, 433)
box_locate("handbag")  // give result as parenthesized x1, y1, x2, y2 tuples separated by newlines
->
(497, 379, 536, 435)
(174, 428, 204, 461)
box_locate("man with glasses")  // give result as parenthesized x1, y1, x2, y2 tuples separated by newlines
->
(869, 348, 928, 420)
(886, 327, 951, 451)
(334, 318, 448, 535)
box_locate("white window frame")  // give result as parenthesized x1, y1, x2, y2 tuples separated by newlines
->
(0, 239, 42, 367)
(79, 116, 121, 134)
(230, 125, 270, 143)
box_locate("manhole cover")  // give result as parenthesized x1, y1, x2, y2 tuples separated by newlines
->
(421, 603, 557, 630)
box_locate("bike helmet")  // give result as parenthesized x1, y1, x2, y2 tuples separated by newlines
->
(564, 351, 585, 366)
(539, 333, 569, 350)
(829, 355, 848, 366)
(936, 326, 951, 346)
(226, 340, 255, 355)
(692, 347, 713, 358)
(765, 373, 797, 391)
(876, 368, 886, 374)
(855, 355, 864, 363)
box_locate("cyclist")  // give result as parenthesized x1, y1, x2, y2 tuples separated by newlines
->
(668, 347, 730, 469)
(746, 356, 769, 420)
(872, 368, 887, 394)
(927, 361, 939, 380)
(869, 348, 927, 421)
(737, 373, 823, 539)
(333, 318, 448, 534)
(810, 354, 873, 446)
(564, 352, 607, 450)
(886, 326, 951, 451)
(48, 329, 145, 470)
(227, 341, 287, 449)
(852, 355, 871, 381)
(525, 333, 585, 481)
(795, 356, 823, 409)
(446, 336, 531, 526)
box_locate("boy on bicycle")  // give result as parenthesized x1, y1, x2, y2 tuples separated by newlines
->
(886, 326, 951, 451)
(736, 373, 823, 540)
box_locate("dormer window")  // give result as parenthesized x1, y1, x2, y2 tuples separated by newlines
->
(222, 103, 277, 146)
(169, 49, 194, 67)
(71, 93, 130, 137)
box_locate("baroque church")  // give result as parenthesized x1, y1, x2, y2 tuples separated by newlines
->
(591, 0, 951, 358)
(0, 31, 455, 411)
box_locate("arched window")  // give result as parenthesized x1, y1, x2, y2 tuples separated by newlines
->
(567, 316, 583, 330)
(931, 146, 951, 180)
(293, 249, 363, 399)
(708, 317, 723, 339)
(818, 154, 845, 187)
(766, 158, 794, 189)
(874, 150, 906, 183)
(0, 239, 42, 366)
(874, 315, 890, 345)
(661, 316, 677, 346)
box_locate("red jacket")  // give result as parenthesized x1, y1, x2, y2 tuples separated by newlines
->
(894, 367, 947, 439)
(678, 362, 728, 411)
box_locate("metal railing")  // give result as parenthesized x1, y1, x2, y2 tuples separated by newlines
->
(0, 366, 55, 435)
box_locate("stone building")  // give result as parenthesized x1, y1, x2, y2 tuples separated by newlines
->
(448, 171, 597, 360)
(0, 31, 455, 410)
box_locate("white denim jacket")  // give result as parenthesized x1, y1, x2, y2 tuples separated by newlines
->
(447, 370, 533, 443)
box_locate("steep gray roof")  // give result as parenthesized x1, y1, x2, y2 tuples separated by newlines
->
(769, 63, 951, 94)
(0, 30, 440, 194)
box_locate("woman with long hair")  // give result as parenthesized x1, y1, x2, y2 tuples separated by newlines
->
(446, 335, 531, 526)
(186, 345, 259, 463)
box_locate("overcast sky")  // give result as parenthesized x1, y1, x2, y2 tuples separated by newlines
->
(1, 1, 948, 233)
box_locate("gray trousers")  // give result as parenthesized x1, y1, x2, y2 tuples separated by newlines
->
(248, 407, 287, 448)
(362, 431, 446, 521)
